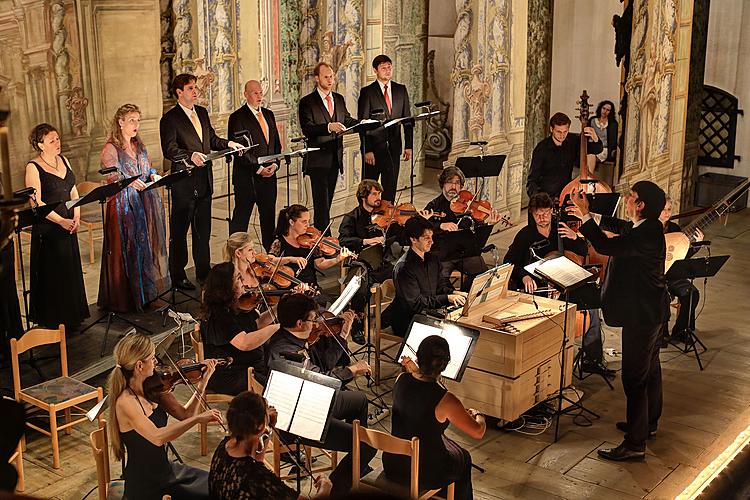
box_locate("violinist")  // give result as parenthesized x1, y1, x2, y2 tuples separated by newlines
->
(526, 112, 602, 201)
(425, 166, 505, 290)
(200, 261, 281, 393)
(264, 293, 376, 496)
(503, 192, 587, 293)
(107, 333, 223, 500)
(270, 204, 353, 291)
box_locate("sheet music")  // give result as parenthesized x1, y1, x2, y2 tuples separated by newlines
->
(288, 381, 336, 441)
(404, 322, 473, 380)
(263, 370, 304, 432)
(329, 275, 362, 315)
(534, 256, 593, 289)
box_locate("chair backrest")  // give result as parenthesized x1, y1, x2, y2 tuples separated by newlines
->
(191, 325, 205, 362)
(89, 420, 110, 500)
(352, 419, 420, 499)
(10, 325, 67, 398)
(373, 280, 396, 331)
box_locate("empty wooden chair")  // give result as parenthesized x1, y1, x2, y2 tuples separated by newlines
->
(371, 279, 402, 385)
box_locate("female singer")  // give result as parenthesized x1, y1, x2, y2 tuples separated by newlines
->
(209, 391, 332, 499)
(24, 123, 89, 330)
(98, 104, 170, 312)
(384, 335, 486, 500)
(587, 100, 618, 172)
(200, 260, 280, 393)
(269, 204, 352, 290)
(107, 333, 222, 500)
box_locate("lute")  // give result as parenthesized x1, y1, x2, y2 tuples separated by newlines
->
(664, 178, 750, 271)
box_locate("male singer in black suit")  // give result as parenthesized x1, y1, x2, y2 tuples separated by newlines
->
(228, 79, 282, 250)
(299, 62, 358, 232)
(160, 73, 243, 289)
(357, 54, 413, 202)
(570, 180, 669, 461)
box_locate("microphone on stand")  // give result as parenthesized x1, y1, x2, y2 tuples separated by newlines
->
(414, 101, 432, 108)
(290, 136, 306, 143)
(469, 141, 488, 146)
(99, 166, 119, 175)
(690, 240, 711, 247)
(12, 187, 35, 198)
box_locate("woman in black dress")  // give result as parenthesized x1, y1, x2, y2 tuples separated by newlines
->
(24, 123, 89, 329)
(383, 335, 486, 500)
(107, 333, 222, 500)
(200, 261, 281, 394)
(209, 391, 332, 499)
(0, 178, 23, 362)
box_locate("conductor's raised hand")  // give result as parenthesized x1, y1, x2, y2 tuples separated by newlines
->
(570, 187, 590, 216)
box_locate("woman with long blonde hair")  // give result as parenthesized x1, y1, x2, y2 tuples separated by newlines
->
(107, 334, 222, 499)
(98, 103, 169, 313)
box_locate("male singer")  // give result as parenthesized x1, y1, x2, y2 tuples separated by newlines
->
(228, 79, 282, 250)
(299, 62, 358, 232)
(160, 73, 243, 289)
(357, 54, 413, 202)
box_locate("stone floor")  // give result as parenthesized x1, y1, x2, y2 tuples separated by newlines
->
(6, 170, 750, 499)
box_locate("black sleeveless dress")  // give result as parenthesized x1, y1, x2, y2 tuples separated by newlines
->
(28, 159, 89, 329)
(120, 392, 209, 499)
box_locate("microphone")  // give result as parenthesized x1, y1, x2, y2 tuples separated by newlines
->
(690, 240, 711, 247)
(290, 136, 306, 143)
(469, 141, 488, 146)
(99, 166, 118, 175)
(12, 187, 35, 198)
(481, 244, 496, 254)
(370, 108, 385, 117)
(232, 130, 252, 146)
(579, 179, 599, 185)
(414, 100, 431, 108)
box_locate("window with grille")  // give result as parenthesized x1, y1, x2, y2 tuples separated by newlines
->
(698, 85, 742, 168)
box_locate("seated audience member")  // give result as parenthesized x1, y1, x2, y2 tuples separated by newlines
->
(209, 391, 332, 499)
(384, 335, 486, 500)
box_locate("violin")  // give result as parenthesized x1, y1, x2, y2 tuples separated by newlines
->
(252, 253, 307, 289)
(296, 227, 352, 258)
(237, 283, 288, 310)
(371, 200, 445, 229)
(449, 190, 493, 222)
(143, 357, 233, 402)
(306, 311, 346, 345)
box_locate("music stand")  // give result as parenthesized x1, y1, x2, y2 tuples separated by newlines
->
(264, 360, 340, 493)
(74, 176, 152, 354)
(438, 224, 492, 290)
(143, 168, 201, 322)
(665, 255, 729, 370)
(385, 111, 439, 203)
(526, 255, 600, 441)
(397, 314, 480, 382)
(459, 263, 513, 318)
(258, 147, 321, 208)
(561, 192, 621, 222)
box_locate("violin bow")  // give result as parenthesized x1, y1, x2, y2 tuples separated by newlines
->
(247, 258, 279, 324)
(158, 347, 228, 432)
(298, 221, 334, 276)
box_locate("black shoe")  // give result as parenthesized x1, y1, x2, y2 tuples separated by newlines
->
(597, 443, 645, 461)
(176, 278, 196, 291)
(351, 329, 366, 346)
(581, 360, 616, 378)
(616, 421, 656, 438)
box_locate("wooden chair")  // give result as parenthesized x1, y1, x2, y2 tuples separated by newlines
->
(10, 325, 104, 469)
(352, 419, 455, 499)
(76, 180, 104, 264)
(89, 420, 124, 500)
(9, 443, 24, 492)
(371, 279, 402, 385)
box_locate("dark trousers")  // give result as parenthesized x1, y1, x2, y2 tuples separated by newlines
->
(581, 309, 604, 364)
(664, 279, 699, 336)
(169, 192, 212, 283)
(440, 256, 487, 292)
(308, 165, 340, 233)
(292, 389, 376, 496)
(621, 322, 663, 451)
(364, 145, 400, 202)
(229, 176, 277, 251)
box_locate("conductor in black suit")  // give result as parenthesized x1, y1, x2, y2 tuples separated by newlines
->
(298, 62, 358, 232)
(357, 54, 413, 202)
(228, 80, 282, 250)
(571, 180, 669, 462)
(160, 73, 243, 290)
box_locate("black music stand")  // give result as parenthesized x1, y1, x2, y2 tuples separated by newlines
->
(75, 176, 151, 354)
(665, 255, 729, 370)
(527, 255, 600, 441)
(561, 192, 621, 222)
(258, 146, 321, 208)
(143, 167, 201, 323)
(438, 224, 492, 290)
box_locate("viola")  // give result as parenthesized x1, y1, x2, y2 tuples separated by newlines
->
(143, 357, 233, 401)
(252, 253, 306, 289)
(449, 190, 493, 222)
(371, 200, 445, 229)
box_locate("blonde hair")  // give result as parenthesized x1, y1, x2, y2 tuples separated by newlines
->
(106, 333, 155, 461)
(108, 103, 142, 150)
(223, 232, 254, 263)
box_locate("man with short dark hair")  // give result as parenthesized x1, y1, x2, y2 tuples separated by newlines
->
(160, 73, 243, 289)
(264, 293, 375, 496)
(526, 112, 603, 201)
(571, 180, 669, 461)
(357, 54, 413, 201)
(299, 62, 359, 232)
(387, 217, 466, 337)
(228, 80, 282, 250)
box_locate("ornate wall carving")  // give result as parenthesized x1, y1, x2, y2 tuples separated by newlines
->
(173, 0, 194, 75)
(160, 0, 176, 103)
(298, 0, 320, 94)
